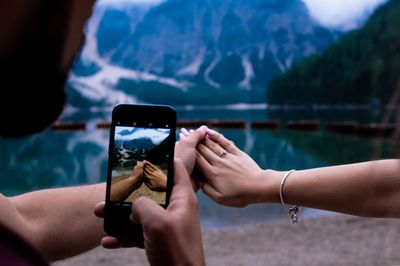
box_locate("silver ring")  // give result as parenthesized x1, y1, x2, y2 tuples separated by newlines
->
(219, 151, 228, 158)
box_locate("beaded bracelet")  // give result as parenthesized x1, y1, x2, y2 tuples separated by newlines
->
(279, 170, 301, 223)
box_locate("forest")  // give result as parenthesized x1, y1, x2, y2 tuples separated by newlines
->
(267, 0, 400, 106)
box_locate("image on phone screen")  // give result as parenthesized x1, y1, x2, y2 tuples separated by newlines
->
(110, 125, 171, 205)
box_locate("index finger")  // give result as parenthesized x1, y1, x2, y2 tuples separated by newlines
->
(207, 131, 240, 155)
(176, 126, 207, 148)
(173, 158, 191, 187)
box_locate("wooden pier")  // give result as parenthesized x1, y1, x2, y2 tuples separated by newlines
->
(50, 119, 398, 138)
(356, 123, 396, 138)
(251, 120, 280, 130)
(286, 120, 320, 132)
(325, 121, 358, 135)
(51, 121, 86, 131)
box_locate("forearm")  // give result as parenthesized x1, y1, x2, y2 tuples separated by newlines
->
(10, 183, 106, 262)
(261, 159, 400, 218)
(110, 176, 141, 201)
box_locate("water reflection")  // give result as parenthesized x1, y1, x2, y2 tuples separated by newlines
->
(0, 108, 398, 227)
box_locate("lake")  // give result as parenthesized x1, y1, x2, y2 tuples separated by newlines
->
(0, 106, 398, 228)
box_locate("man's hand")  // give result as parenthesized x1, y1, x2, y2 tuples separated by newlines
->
(175, 126, 208, 190)
(132, 159, 205, 266)
(94, 126, 208, 252)
(175, 126, 207, 174)
(94, 159, 206, 265)
(93, 202, 143, 249)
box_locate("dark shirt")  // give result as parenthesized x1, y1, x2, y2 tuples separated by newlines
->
(0, 223, 48, 266)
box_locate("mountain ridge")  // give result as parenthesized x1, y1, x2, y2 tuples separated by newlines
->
(69, 0, 338, 107)
(267, 0, 400, 105)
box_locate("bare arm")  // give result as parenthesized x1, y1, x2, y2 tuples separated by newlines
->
(262, 160, 400, 218)
(111, 163, 144, 201)
(0, 183, 106, 262)
(195, 129, 400, 218)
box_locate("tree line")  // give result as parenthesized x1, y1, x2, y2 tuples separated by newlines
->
(267, 0, 400, 106)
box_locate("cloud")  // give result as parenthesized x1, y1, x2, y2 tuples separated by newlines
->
(302, 0, 388, 30)
(115, 127, 170, 144)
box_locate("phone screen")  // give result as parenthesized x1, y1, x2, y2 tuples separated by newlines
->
(104, 104, 176, 239)
(110, 125, 172, 205)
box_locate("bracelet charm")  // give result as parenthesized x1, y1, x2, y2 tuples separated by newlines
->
(279, 170, 302, 223)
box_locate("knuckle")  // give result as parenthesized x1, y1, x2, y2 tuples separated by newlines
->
(187, 193, 198, 206)
(179, 136, 191, 144)
(174, 157, 184, 167)
(209, 168, 218, 176)
(226, 140, 235, 148)
(204, 137, 214, 146)
(133, 196, 146, 206)
(197, 143, 205, 152)
(214, 193, 226, 205)
(215, 134, 223, 142)
(149, 216, 173, 233)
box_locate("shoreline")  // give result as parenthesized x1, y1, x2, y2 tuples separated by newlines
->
(54, 215, 400, 266)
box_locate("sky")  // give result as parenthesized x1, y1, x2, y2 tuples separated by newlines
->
(115, 126, 170, 144)
(302, 0, 388, 30)
(97, 0, 388, 31)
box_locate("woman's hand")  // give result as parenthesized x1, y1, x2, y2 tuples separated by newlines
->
(143, 161, 167, 192)
(196, 130, 269, 207)
(130, 161, 145, 180)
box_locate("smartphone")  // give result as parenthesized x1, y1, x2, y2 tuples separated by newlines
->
(104, 104, 176, 240)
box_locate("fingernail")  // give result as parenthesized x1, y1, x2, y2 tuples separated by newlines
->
(179, 133, 186, 139)
(206, 128, 216, 136)
(181, 128, 190, 136)
(189, 129, 195, 133)
(130, 212, 140, 224)
(199, 125, 208, 131)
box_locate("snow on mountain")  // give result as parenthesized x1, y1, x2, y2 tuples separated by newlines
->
(68, 0, 339, 106)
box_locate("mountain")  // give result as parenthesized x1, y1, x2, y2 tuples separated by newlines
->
(68, 0, 338, 107)
(267, 0, 400, 105)
(113, 135, 171, 168)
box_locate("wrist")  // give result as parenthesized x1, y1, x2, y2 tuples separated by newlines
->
(128, 173, 140, 181)
(255, 169, 282, 204)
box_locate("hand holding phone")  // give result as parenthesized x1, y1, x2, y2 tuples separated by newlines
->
(95, 124, 208, 257)
(104, 104, 176, 240)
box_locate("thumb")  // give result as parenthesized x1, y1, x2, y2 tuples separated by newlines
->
(93, 201, 105, 218)
(131, 196, 165, 225)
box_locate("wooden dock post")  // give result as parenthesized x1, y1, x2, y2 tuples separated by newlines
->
(51, 121, 86, 131)
(286, 120, 320, 132)
(251, 120, 281, 130)
(325, 121, 358, 135)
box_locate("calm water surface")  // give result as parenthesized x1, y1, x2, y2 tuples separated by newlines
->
(0, 107, 397, 228)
